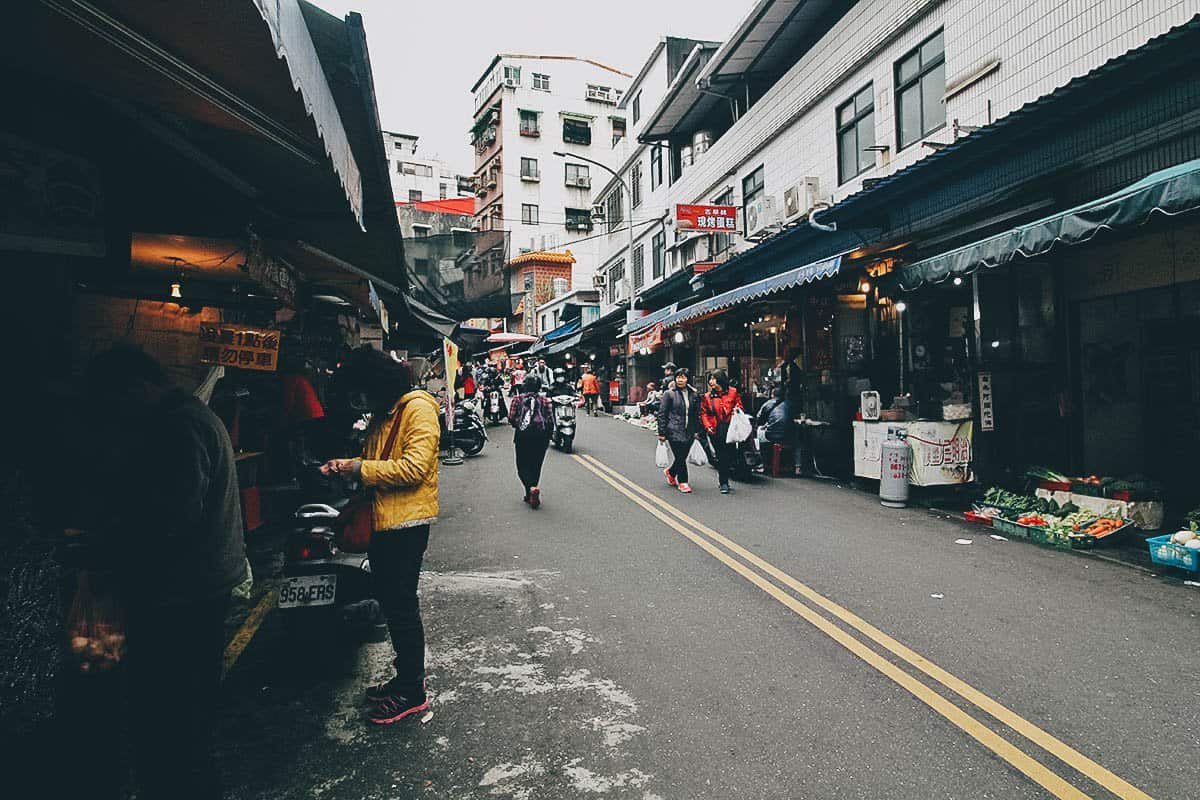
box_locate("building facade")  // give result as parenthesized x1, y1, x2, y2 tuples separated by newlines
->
(469, 54, 632, 301)
(383, 130, 474, 204)
(507, 249, 577, 336)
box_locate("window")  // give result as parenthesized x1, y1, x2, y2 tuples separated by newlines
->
(521, 204, 539, 225)
(611, 117, 626, 147)
(532, 72, 551, 91)
(565, 207, 592, 231)
(632, 244, 645, 290)
(836, 85, 876, 183)
(439, 183, 448, 200)
(651, 231, 665, 279)
(609, 259, 625, 304)
(650, 145, 663, 190)
(632, 92, 641, 125)
(563, 118, 591, 145)
(565, 163, 589, 187)
(605, 190, 624, 233)
(710, 189, 734, 255)
(519, 110, 540, 137)
(631, 161, 643, 208)
(741, 166, 764, 235)
(503, 65, 521, 85)
(586, 84, 616, 104)
(413, 225, 430, 238)
(523, 272, 534, 291)
(408, 189, 423, 202)
(895, 30, 946, 149)
(520, 157, 539, 180)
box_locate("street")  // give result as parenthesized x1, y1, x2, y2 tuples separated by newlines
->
(219, 414, 1199, 800)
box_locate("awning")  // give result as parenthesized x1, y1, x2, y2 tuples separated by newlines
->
(623, 303, 678, 336)
(896, 157, 1200, 290)
(546, 332, 583, 355)
(661, 253, 843, 327)
(542, 318, 582, 342)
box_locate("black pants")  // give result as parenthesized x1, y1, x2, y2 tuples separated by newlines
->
(667, 440, 691, 484)
(514, 431, 550, 494)
(713, 424, 737, 486)
(370, 526, 430, 691)
(583, 393, 599, 415)
(126, 594, 230, 800)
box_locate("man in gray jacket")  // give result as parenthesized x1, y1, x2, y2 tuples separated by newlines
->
(88, 346, 246, 800)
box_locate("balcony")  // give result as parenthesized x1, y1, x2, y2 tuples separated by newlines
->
(520, 124, 541, 138)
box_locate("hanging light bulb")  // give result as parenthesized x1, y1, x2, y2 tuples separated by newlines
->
(673, 330, 684, 343)
(170, 281, 182, 299)
(895, 301, 907, 312)
(859, 278, 871, 293)
(770, 326, 777, 334)
(953, 276, 963, 286)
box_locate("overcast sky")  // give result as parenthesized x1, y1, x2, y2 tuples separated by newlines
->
(310, 0, 749, 175)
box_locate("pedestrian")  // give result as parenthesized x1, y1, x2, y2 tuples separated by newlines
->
(321, 353, 440, 725)
(86, 345, 248, 800)
(530, 357, 553, 388)
(657, 367, 700, 493)
(579, 366, 601, 416)
(508, 374, 554, 508)
(700, 369, 744, 494)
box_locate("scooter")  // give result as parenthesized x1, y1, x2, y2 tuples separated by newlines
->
(278, 500, 386, 640)
(550, 394, 577, 453)
(441, 397, 488, 456)
(484, 387, 505, 425)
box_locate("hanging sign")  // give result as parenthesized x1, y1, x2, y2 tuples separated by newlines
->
(443, 337, 460, 431)
(628, 322, 663, 354)
(198, 324, 280, 372)
(692, 262, 717, 274)
(676, 204, 738, 232)
(977, 371, 995, 431)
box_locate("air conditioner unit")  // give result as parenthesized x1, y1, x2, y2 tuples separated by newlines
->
(503, 77, 518, 88)
(567, 176, 591, 189)
(590, 203, 606, 221)
(783, 178, 822, 223)
(745, 195, 779, 240)
(592, 273, 607, 289)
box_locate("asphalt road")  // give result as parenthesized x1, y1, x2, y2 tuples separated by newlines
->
(218, 413, 1200, 800)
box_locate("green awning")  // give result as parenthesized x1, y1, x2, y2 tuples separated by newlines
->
(897, 158, 1200, 290)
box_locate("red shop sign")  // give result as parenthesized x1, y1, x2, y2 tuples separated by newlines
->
(676, 204, 737, 232)
(628, 322, 663, 354)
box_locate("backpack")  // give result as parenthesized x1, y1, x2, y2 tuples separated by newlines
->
(518, 395, 552, 433)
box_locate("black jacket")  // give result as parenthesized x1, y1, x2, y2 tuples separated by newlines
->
(124, 392, 247, 605)
(657, 386, 700, 442)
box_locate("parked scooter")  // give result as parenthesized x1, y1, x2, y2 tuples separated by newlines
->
(484, 387, 506, 425)
(441, 397, 488, 456)
(550, 394, 577, 452)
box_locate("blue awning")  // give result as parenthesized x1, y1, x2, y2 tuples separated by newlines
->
(897, 157, 1200, 290)
(542, 318, 582, 342)
(659, 253, 843, 328)
(546, 332, 583, 355)
(623, 302, 679, 336)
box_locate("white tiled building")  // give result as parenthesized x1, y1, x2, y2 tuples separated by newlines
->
(381, 131, 473, 204)
(602, 0, 1197, 309)
(469, 54, 632, 295)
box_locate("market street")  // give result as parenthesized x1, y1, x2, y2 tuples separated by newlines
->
(218, 414, 1199, 800)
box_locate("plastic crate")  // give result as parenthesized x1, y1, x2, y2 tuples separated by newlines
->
(963, 511, 994, 526)
(991, 517, 1028, 539)
(1146, 535, 1200, 572)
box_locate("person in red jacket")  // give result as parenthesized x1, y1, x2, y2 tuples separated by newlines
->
(700, 369, 743, 494)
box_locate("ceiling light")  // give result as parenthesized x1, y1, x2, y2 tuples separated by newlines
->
(953, 276, 963, 286)
(895, 301, 907, 312)
(991, 340, 1000, 349)
(170, 282, 182, 299)
(859, 279, 871, 293)
(673, 331, 684, 343)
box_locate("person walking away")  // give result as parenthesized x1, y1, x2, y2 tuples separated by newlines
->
(508, 375, 553, 508)
(701, 369, 744, 494)
(579, 366, 601, 416)
(86, 346, 248, 800)
(321, 355, 440, 725)
(657, 367, 700, 493)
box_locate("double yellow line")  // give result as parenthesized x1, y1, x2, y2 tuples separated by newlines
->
(572, 453, 1150, 800)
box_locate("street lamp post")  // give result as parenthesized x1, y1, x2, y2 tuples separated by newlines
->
(553, 150, 638, 404)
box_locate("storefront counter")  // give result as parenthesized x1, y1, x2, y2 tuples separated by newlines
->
(853, 420, 974, 486)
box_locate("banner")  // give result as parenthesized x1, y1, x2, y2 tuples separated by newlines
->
(628, 322, 663, 354)
(443, 337, 459, 431)
(676, 204, 737, 232)
(198, 324, 280, 372)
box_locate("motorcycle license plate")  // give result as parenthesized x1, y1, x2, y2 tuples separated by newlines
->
(278, 574, 337, 608)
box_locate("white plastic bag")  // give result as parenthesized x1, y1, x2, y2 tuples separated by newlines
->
(726, 408, 752, 443)
(687, 440, 709, 466)
(655, 440, 670, 468)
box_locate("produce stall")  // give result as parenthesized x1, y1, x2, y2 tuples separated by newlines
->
(1025, 469, 1165, 531)
(970, 487, 1133, 549)
(853, 420, 973, 486)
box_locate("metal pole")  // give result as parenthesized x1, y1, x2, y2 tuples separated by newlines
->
(898, 307, 906, 396)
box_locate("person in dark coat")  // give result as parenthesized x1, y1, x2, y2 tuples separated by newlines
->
(508, 375, 553, 508)
(87, 345, 247, 800)
(657, 367, 701, 493)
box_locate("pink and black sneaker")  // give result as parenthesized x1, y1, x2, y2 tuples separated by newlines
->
(529, 487, 541, 509)
(369, 686, 429, 725)
(664, 468, 677, 487)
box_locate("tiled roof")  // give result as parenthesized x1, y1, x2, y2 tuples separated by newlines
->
(509, 249, 575, 266)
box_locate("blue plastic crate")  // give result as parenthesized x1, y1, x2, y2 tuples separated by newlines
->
(1146, 535, 1200, 572)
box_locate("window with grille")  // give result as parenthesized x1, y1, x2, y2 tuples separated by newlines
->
(519, 110, 540, 137)
(632, 93, 641, 125)
(895, 30, 945, 150)
(565, 207, 592, 231)
(562, 118, 591, 145)
(710, 189, 734, 255)
(408, 189, 422, 202)
(522, 204, 539, 225)
(439, 183, 448, 199)
(609, 259, 625, 304)
(611, 117, 626, 147)
(632, 244, 645, 290)
(520, 157, 539, 179)
(652, 231, 664, 279)
(605, 190, 624, 233)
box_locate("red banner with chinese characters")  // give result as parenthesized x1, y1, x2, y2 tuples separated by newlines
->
(628, 322, 663, 354)
(198, 324, 280, 372)
(692, 262, 717, 274)
(676, 204, 737, 232)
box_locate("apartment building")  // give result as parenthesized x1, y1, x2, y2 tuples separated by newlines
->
(382, 130, 473, 204)
(613, 0, 1196, 302)
(468, 54, 632, 300)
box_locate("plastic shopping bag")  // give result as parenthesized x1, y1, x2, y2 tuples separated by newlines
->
(726, 408, 753, 443)
(65, 571, 125, 675)
(687, 440, 709, 466)
(655, 440, 670, 468)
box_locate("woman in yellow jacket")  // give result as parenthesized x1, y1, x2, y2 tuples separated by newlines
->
(322, 355, 440, 724)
